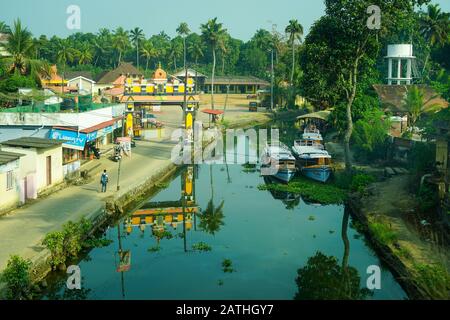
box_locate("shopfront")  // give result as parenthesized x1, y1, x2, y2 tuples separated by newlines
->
(49, 117, 123, 165)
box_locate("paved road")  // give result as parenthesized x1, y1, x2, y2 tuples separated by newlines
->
(0, 100, 271, 271)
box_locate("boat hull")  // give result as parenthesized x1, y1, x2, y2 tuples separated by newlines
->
(273, 169, 296, 183)
(301, 166, 331, 183)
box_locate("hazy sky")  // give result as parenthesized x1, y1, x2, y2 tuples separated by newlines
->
(1, 0, 449, 40)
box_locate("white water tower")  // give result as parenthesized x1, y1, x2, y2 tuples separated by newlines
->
(385, 44, 417, 85)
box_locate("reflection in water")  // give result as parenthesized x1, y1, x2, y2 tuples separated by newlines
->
(294, 208, 372, 300)
(125, 165, 199, 252)
(200, 166, 225, 235)
(263, 176, 301, 210)
(41, 124, 407, 300)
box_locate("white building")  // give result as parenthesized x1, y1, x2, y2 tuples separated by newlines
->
(0, 151, 25, 213)
(1, 137, 64, 199)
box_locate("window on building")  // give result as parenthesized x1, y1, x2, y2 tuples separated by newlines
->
(6, 170, 13, 191)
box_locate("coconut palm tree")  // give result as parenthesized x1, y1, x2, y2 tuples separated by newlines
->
(113, 27, 130, 67)
(188, 38, 204, 65)
(76, 43, 93, 65)
(176, 22, 190, 70)
(1, 19, 48, 82)
(419, 4, 450, 73)
(140, 40, 157, 71)
(169, 39, 183, 70)
(0, 21, 10, 33)
(130, 27, 144, 69)
(201, 18, 227, 110)
(285, 19, 303, 85)
(56, 39, 76, 89)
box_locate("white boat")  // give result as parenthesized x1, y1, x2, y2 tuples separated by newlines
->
(294, 145, 332, 182)
(292, 127, 332, 183)
(261, 142, 297, 183)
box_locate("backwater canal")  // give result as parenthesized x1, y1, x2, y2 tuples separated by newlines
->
(42, 121, 407, 300)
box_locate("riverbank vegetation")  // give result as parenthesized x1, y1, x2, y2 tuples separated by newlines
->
(0, 255, 33, 300)
(258, 176, 347, 205)
(42, 218, 111, 270)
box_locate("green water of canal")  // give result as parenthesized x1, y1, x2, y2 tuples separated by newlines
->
(43, 122, 407, 300)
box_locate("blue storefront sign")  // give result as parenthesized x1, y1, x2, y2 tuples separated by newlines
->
(49, 129, 87, 150)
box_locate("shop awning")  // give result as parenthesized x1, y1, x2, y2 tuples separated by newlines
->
(50, 117, 123, 150)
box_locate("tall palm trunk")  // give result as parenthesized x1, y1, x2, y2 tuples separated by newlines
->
(136, 41, 139, 69)
(183, 37, 186, 70)
(211, 45, 216, 110)
(290, 41, 295, 85)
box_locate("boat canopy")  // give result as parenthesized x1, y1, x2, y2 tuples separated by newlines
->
(297, 110, 331, 122)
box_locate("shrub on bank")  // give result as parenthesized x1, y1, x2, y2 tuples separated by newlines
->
(412, 263, 450, 300)
(368, 220, 398, 246)
(0, 255, 32, 300)
(42, 218, 110, 269)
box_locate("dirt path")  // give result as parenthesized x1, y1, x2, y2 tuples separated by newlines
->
(360, 175, 450, 272)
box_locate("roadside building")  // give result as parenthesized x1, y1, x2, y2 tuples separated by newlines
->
(66, 71, 96, 95)
(373, 84, 449, 137)
(202, 76, 269, 94)
(94, 62, 142, 98)
(0, 103, 125, 174)
(0, 150, 25, 213)
(40, 65, 78, 94)
(0, 137, 63, 198)
(173, 68, 206, 93)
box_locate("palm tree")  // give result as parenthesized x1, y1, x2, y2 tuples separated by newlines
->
(419, 4, 450, 73)
(130, 27, 144, 69)
(0, 21, 10, 34)
(176, 22, 190, 70)
(169, 39, 183, 70)
(201, 18, 227, 110)
(76, 43, 93, 65)
(140, 40, 156, 71)
(113, 27, 129, 67)
(188, 39, 204, 65)
(1, 19, 48, 82)
(285, 19, 303, 85)
(56, 39, 75, 90)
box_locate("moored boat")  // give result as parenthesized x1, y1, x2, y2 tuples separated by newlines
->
(294, 146, 332, 183)
(261, 142, 297, 183)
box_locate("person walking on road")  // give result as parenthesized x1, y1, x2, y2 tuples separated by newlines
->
(100, 170, 109, 193)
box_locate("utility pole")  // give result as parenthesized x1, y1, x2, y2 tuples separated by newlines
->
(182, 190, 187, 252)
(116, 155, 122, 191)
(271, 49, 274, 111)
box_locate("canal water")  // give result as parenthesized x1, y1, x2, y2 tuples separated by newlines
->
(43, 122, 407, 300)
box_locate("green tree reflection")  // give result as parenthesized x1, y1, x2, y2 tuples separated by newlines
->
(294, 209, 372, 300)
(294, 251, 371, 300)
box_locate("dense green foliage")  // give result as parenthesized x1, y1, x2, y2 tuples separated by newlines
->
(294, 252, 371, 300)
(352, 107, 391, 161)
(0, 255, 32, 300)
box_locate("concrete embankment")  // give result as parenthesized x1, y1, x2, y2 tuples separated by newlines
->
(0, 110, 276, 296)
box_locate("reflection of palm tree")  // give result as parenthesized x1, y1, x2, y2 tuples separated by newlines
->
(199, 166, 225, 235)
(199, 199, 225, 235)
